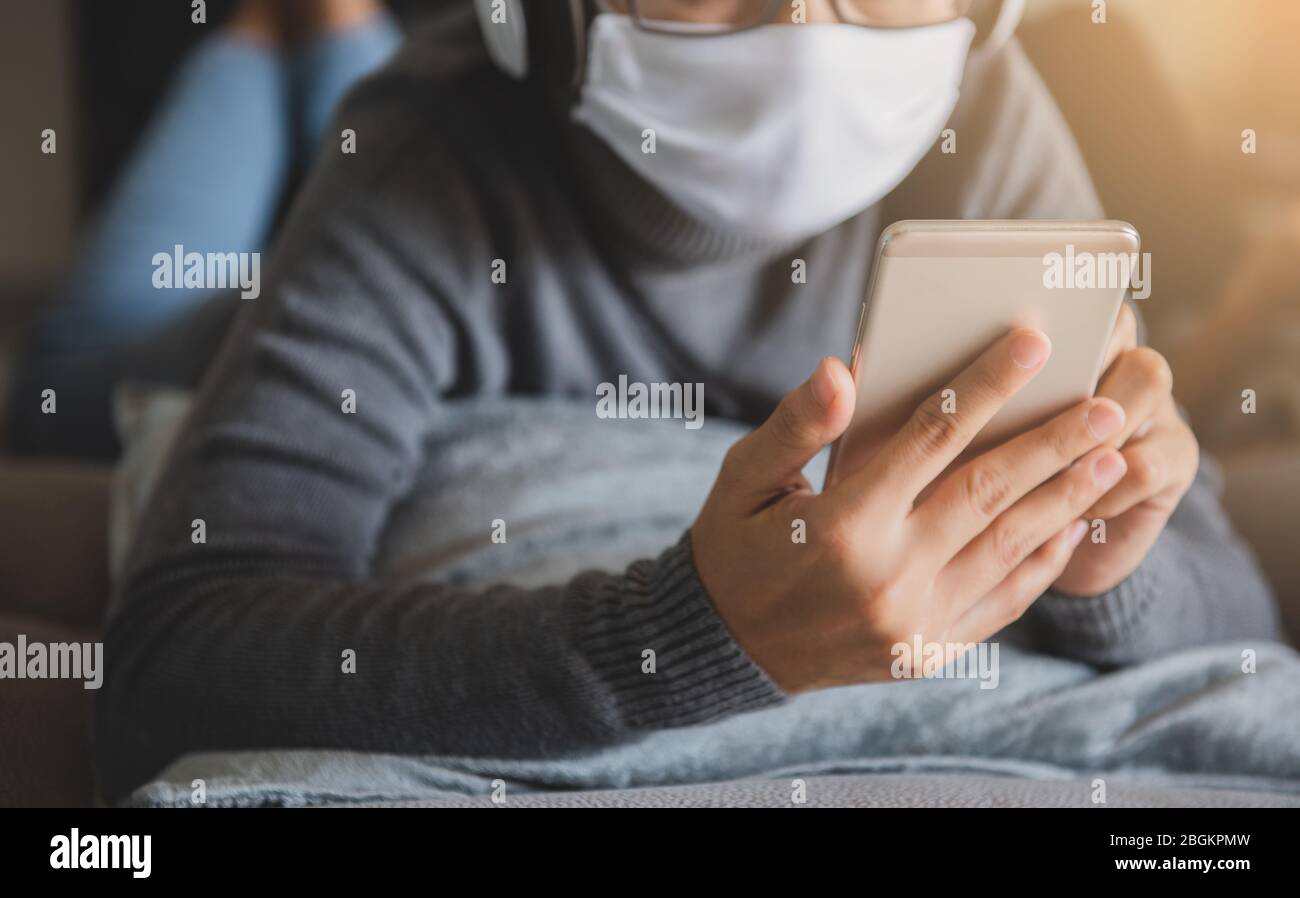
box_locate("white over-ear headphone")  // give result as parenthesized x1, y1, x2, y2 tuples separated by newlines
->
(473, 0, 530, 79)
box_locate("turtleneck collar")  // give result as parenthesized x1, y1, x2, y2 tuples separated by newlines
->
(558, 114, 811, 269)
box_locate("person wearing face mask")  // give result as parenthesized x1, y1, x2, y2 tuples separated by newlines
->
(41, 0, 1276, 801)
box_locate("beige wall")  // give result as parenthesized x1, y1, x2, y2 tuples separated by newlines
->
(0, 0, 78, 295)
(1025, 0, 1300, 145)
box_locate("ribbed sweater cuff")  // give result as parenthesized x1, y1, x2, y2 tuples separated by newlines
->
(1034, 561, 1163, 652)
(577, 533, 785, 731)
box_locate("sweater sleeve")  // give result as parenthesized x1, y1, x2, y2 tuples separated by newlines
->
(93, 100, 781, 805)
(1022, 454, 1283, 666)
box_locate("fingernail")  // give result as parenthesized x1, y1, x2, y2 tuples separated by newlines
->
(1066, 519, 1089, 547)
(811, 358, 837, 408)
(1085, 400, 1125, 440)
(1092, 451, 1128, 489)
(1011, 331, 1051, 369)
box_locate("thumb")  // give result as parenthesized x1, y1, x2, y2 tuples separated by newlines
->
(726, 356, 855, 496)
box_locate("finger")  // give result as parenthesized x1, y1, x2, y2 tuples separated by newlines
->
(914, 396, 1125, 561)
(1052, 501, 1173, 597)
(935, 445, 1128, 615)
(1100, 303, 1138, 373)
(1084, 410, 1196, 519)
(829, 328, 1052, 516)
(1094, 346, 1173, 447)
(1085, 439, 1169, 519)
(947, 518, 1088, 645)
(721, 356, 855, 508)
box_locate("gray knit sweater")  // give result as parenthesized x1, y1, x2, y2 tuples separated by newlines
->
(95, 12, 1280, 800)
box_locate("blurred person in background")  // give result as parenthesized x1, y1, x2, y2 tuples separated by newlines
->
(5, 0, 402, 458)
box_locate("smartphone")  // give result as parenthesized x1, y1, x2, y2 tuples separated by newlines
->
(824, 220, 1140, 489)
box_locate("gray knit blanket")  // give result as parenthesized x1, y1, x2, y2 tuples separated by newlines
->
(113, 396, 1300, 807)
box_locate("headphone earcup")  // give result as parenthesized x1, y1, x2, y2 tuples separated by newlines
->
(474, 0, 530, 78)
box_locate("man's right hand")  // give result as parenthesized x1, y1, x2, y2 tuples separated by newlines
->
(690, 329, 1129, 693)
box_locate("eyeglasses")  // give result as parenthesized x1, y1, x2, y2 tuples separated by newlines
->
(594, 0, 976, 35)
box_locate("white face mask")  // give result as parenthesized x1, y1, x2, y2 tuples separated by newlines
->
(572, 14, 976, 244)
